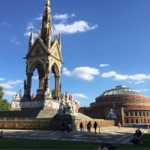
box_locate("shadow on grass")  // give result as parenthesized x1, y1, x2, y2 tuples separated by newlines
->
(0, 130, 150, 149)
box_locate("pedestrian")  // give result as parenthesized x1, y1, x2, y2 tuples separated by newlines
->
(118, 122, 121, 129)
(67, 122, 72, 132)
(99, 124, 101, 134)
(94, 121, 98, 134)
(87, 121, 92, 133)
(0, 131, 3, 138)
(79, 122, 83, 133)
(136, 128, 142, 137)
(61, 121, 66, 136)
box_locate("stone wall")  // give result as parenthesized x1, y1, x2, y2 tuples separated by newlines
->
(0, 117, 115, 130)
(0, 117, 51, 129)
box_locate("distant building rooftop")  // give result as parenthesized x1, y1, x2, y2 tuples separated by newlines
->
(100, 85, 143, 97)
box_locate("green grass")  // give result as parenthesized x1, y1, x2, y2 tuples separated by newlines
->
(0, 139, 98, 149)
(115, 130, 150, 150)
(0, 131, 150, 149)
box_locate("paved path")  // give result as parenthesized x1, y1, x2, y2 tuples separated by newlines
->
(1, 126, 148, 144)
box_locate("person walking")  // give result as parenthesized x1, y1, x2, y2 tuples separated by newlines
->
(79, 122, 83, 133)
(87, 121, 92, 133)
(118, 122, 121, 129)
(0, 131, 3, 138)
(94, 121, 98, 134)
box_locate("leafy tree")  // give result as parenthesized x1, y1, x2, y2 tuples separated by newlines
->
(0, 87, 11, 111)
(0, 87, 4, 100)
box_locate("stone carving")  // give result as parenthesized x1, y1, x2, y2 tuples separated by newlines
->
(12, 102, 21, 108)
(58, 100, 65, 114)
(44, 88, 52, 98)
(57, 92, 77, 115)
(13, 91, 21, 100)
(44, 100, 52, 107)
(107, 108, 117, 119)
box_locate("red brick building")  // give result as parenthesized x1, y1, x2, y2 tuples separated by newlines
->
(79, 85, 150, 126)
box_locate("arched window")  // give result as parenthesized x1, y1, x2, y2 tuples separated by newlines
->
(127, 119, 129, 123)
(128, 111, 130, 116)
(135, 111, 137, 116)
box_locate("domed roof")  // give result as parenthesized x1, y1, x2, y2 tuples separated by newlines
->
(100, 85, 143, 97)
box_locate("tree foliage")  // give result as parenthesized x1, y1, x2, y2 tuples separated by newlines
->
(0, 87, 11, 111)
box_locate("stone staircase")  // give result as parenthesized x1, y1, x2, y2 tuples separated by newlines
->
(0, 110, 40, 118)
(75, 112, 92, 120)
(37, 110, 58, 118)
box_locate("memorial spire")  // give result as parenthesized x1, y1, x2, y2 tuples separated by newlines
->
(41, 0, 52, 49)
(28, 29, 34, 50)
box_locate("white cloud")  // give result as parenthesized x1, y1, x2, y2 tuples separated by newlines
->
(72, 93, 88, 99)
(24, 31, 38, 37)
(63, 67, 99, 81)
(53, 21, 98, 34)
(101, 71, 150, 82)
(0, 77, 5, 81)
(23, 22, 36, 37)
(4, 91, 16, 96)
(99, 64, 110, 67)
(135, 81, 145, 84)
(139, 89, 149, 92)
(26, 22, 34, 31)
(11, 37, 21, 45)
(7, 80, 23, 85)
(0, 22, 12, 26)
(0, 80, 23, 89)
(53, 13, 75, 20)
(0, 83, 13, 89)
(34, 14, 42, 21)
(24, 31, 31, 37)
(33, 76, 38, 80)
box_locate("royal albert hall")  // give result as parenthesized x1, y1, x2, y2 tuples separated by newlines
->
(80, 85, 150, 126)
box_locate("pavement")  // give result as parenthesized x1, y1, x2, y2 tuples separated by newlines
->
(1, 126, 148, 144)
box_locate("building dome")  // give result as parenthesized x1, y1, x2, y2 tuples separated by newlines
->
(94, 85, 149, 106)
(80, 85, 150, 126)
(100, 85, 143, 97)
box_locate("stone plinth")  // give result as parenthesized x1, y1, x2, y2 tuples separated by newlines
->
(51, 114, 77, 131)
(11, 99, 59, 111)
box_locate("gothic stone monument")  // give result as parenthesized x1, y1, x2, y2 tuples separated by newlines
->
(11, 0, 78, 115)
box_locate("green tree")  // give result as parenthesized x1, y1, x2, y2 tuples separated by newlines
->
(0, 87, 11, 111)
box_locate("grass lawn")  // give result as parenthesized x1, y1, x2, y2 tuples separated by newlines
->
(0, 131, 150, 149)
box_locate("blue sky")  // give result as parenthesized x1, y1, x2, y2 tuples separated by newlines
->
(1, 0, 150, 107)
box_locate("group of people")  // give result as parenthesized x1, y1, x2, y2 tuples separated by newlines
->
(130, 128, 142, 144)
(80, 121, 100, 134)
(61, 121, 73, 136)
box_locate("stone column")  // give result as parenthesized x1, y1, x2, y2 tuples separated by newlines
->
(45, 73, 50, 91)
(55, 75, 60, 100)
(26, 73, 32, 99)
(121, 107, 125, 125)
